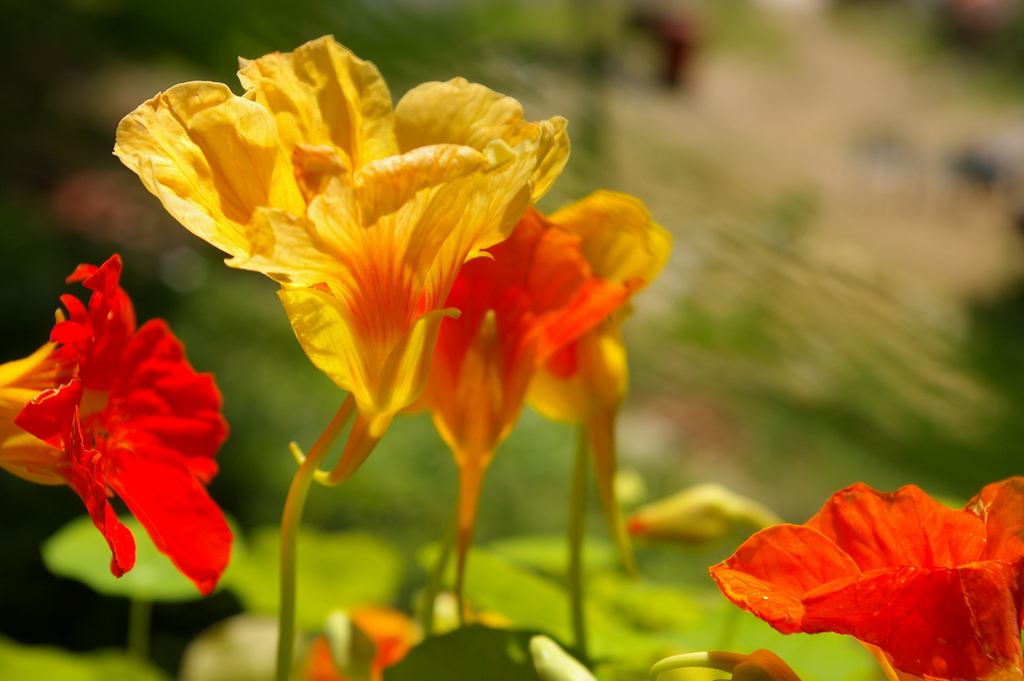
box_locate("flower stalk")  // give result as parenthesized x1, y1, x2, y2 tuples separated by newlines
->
(567, 426, 589, 662)
(276, 396, 355, 681)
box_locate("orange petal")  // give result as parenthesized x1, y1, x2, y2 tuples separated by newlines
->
(806, 483, 986, 571)
(709, 523, 860, 634)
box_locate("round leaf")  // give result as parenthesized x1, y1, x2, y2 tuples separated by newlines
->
(42, 515, 207, 602)
(225, 526, 404, 631)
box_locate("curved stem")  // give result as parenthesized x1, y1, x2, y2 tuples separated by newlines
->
(650, 651, 744, 680)
(127, 598, 151, 660)
(567, 426, 589, 662)
(275, 396, 355, 681)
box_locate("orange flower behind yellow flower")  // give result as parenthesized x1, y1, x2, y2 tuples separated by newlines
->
(115, 36, 569, 480)
(422, 206, 633, 584)
(527, 191, 671, 572)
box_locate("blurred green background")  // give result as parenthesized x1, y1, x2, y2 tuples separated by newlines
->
(2, 0, 1024, 677)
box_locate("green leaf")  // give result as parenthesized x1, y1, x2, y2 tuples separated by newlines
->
(42, 515, 207, 602)
(384, 625, 543, 681)
(418, 544, 629, 658)
(0, 634, 171, 681)
(225, 526, 403, 631)
(487, 535, 617, 577)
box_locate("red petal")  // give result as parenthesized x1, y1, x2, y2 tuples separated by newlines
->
(803, 562, 1024, 681)
(109, 320, 228, 470)
(107, 445, 232, 595)
(76, 254, 121, 293)
(64, 410, 136, 577)
(15, 380, 83, 448)
(806, 482, 986, 570)
(709, 523, 859, 634)
(967, 477, 1024, 564)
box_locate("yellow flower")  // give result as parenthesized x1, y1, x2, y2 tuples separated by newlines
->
(0, 339, 77, 485)
(115, 36, 569, 478)
(526, 191, 671, 572)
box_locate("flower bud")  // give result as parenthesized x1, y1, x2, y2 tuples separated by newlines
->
(627, 483, 780, 544)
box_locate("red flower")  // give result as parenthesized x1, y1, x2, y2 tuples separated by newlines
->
(13, 255, 232, 595)
(710, 478, 1024, 681)
(422, 207, 631, 579)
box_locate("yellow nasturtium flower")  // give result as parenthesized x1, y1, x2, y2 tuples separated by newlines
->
(115, 36, 569, 479)
(527, 191, 671, 573)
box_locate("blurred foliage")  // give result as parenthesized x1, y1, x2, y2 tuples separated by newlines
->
(226, 528, 404, 632)
(0, 634, 171, 681)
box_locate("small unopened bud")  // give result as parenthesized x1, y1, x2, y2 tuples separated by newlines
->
(530, 635, 597, 681)
(651, 650, 801, 681)
(627, 483, 781, 544)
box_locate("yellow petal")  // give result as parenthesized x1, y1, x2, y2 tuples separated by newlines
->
(238, 35, 398, 170)
(114, 81, 304, 258)
(0, 342, 74, 486)
(354, 144, 488, 227)
(550, 190, 672, 286)
(394, 78, 569, 204)
(528, 318, 628, 424)
(279, 285, 456, 421)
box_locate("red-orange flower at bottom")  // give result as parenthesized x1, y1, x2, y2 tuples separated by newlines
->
(710, 479, 1024, 681)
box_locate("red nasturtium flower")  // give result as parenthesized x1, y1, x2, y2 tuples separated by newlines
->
(710, 478, 1024, 681)
(4, 255, 232, 595)
(421, 206, 633, 580)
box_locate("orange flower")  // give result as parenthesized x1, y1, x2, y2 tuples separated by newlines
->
(526, 191, 670, 571)
(115, 36, 568, 479)
(710, 478, 1024, 681)
(422, 206, 632, 579)
(304, 606, 418, 681)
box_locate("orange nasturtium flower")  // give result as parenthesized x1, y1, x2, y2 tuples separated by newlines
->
(421, 205, 636, 579)
(305, 606, 418, 681)
(114, 36, 569, 480)
(526, 191, 671, 571)
(710, 478, 1024, 681)
(2, 255, 232, 595)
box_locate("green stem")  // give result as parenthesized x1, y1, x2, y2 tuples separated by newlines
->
(275, 397, 355, 681)
(567, 426, 589, 662)
(127, 598, 151, 660)
(418, 501, 458, 637)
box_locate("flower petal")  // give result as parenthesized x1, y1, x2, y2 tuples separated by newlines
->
(549, 190, 672, 286)
(394, 78, 569, 203)
(802, 563, 1024, 681)
(110, 320, 228, 480)
(710, 523, 860, 634)
(806, 483, 987, 571)
(238, 35, 398, 169)
(279, 285, 456, 421)
(967, 477, 1024, 564)
(65, 410, 136, 577)
(114, 81, 304, 259)
(107, 444, 233, 596)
